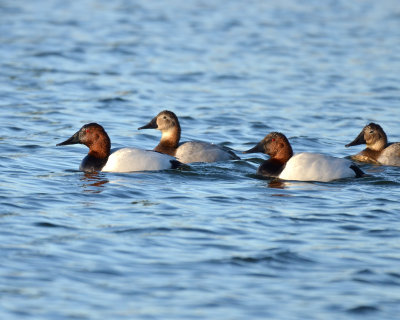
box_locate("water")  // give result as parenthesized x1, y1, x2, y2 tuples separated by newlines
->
(1, 0, 400, 319)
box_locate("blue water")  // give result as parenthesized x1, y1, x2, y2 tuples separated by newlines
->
(1, 0, 400, 319)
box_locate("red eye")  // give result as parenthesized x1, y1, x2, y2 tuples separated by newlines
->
(86, 129, 90, 133)
(271, 138, 275, 142)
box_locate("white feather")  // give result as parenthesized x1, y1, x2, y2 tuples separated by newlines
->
(278, 153, 356, 182)
(101, 148, 175, 172)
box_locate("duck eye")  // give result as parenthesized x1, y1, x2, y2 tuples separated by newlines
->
(163, 116, 167, 120)
(369, 130, 374, 134)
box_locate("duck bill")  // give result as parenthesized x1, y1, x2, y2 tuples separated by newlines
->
(56, 131, 80, 146)
(243, 142, 264, 154)
(138, 117, 158, 130)
(345, 131, 366, 148)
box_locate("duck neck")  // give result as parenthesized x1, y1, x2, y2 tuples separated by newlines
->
(367, 139, 387, 152)
(155, 125, 181, 154)
(88, 135, 111, 160)
(274, 144, 293, 163)
(259, 144, 293, 178)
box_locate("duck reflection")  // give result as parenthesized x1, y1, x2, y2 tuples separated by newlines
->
(80, 172, 109, 193)
(268, 179, 286, 189)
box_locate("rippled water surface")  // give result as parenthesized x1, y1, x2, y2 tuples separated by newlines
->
(1, 0, 400, 319)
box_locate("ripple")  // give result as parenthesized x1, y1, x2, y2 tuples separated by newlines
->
(366, 228, 400, 238)
(98, 97, 129, 103)
(32, 51, 65, 58)
(33, 222, 74, 229)
(339, 224, 364, 231)
(211, 249, 316, 267)
(347, 305, 380, 314)
(113, 227, 172, 234)
(113, 226, 218, 236)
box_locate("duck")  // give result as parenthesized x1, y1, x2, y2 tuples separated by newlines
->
(244, 132, 364, 182)
(57, 123, 180, 173)
(345, 122, 400, 166)
(138, 110, 240, 163)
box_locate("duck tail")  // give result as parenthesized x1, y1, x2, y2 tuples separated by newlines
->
(350, 164, 365, 178)
(169, 160, 188, 170)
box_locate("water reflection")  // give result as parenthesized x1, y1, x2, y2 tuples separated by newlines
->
(80, 172, 109, 193)
(268, 179, 286, 189)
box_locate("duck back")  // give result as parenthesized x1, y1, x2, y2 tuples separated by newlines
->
(377, 143, 400, 166)
(175, 141, 238, 163)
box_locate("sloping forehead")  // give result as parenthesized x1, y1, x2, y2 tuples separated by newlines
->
(82, 123, 103, 130)
(158, 110, 177, 118)
(266, 132, 285, 140)
(366, 123, 382, 131)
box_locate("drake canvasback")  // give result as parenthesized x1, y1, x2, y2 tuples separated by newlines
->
(345, 123, 400, 166)
(244, 132, 364, 182)
(138, 110, 240, 163)
(57, 123, 180, 173)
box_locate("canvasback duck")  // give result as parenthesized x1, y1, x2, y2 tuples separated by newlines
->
(138, 110, 240, 163)
(345, 123, 400, 166)
(57, 123, 180, 173)
(244, 132, 364, 182)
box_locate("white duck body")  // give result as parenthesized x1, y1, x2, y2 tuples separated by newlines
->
(175, 141, 237, 163)
(278, 152, 358, 182)
(101, 148, 177, 172)
(376, 143, 400, 166)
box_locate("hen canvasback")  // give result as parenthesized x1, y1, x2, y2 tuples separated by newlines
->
(345, 123, 400, 166)
(57, 123, 180, 173)
(138, 110, 240, 163)
(244, 132, 364, 182)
